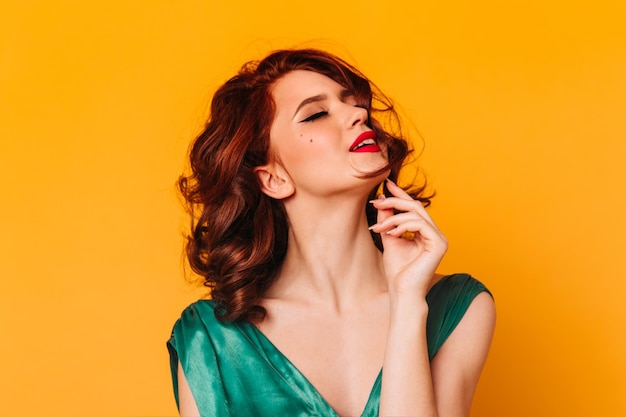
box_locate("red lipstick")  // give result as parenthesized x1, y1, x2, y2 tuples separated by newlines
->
(349, 131, 381, 153)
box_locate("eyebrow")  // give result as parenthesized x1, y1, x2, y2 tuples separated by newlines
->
(292, 89, 355, 119)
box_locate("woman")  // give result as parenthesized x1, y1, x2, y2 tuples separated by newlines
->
(168, 48, 495, 417)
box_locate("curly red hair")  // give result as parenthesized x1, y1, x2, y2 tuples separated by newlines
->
(179, 49, 431, 322)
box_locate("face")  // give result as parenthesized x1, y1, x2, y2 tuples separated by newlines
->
(268, 70, 388, 198)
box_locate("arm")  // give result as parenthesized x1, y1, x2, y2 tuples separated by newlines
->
(379, 294, 438, 416)
(178, 361, 201, 417)
(380, 293, 495, 417)
(431, 292, 496, 416)
(371, 180, 495, 416)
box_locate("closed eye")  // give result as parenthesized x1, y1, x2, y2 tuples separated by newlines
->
(299, 111, 328, 123)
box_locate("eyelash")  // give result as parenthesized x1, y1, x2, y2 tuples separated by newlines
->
(299, 105, 370, 124)
(300, 111, 328, 123)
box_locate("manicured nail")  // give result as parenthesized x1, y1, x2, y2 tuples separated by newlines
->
(369, 195, 385, 204)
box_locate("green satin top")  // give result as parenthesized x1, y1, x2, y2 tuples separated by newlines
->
(167, 273, 490, 417)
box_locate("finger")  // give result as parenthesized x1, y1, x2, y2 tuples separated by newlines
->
(375, 195, 394, 227)
(370, 212, 445, 242)
(385, 179, 413, 200)
(370, 197, 437, 229)
(383, 220, 445, 246)
(382, 180, 436, 223)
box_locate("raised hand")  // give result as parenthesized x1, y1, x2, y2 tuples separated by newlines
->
(369, 180, 448, 298)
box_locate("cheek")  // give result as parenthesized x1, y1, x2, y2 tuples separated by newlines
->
(283, 140, 320, 164)
(290, 131, 324, 154)
(280, 138, 335, 178)
(276, 138, 306, 169)
(299, 133, 314, 144)
(271, 125, 338, 176)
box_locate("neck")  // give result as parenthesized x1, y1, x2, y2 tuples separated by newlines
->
(264, 193, 387, 312)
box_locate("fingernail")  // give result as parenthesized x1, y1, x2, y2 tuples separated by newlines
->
(369, 195, 385, 204)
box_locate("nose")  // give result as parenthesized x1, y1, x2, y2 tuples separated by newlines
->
(345, 104, 368, 128)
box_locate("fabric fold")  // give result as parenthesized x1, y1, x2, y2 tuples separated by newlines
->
(167, 273, 491, 417)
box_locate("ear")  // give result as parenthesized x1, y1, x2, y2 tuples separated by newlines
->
(253, 163, 295, 200)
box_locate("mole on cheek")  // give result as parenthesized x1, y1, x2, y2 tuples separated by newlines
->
(309, 139, 313, 143)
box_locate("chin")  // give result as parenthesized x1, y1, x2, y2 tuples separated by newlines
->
(364, 161, 391, 179)
(356, 168, 391, 190)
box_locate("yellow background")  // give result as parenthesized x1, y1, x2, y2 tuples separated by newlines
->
(1, 1, 625, 416)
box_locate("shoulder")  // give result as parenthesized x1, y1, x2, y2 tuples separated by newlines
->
(429, 274, 495, 355)
(428, 273, 492, 302)
(167, 300, 232, 415)
(171, 300, 219, 331)
(428, 275, 495, 415)
(426, 273, 493, 323)
(168, 299, 254, 353)
(168, 300, 222, 353)
(175, 299, 219, 320)
(425, 273, 494, 359)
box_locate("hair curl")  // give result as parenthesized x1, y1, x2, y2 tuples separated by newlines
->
(179, 49, 432, 322)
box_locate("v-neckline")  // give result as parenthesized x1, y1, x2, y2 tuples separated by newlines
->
(237, 320, 382, 417)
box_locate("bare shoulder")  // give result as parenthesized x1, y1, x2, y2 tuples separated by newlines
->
(451, 292, 495, 353)
(430, 292, 496, 415)
(433, 291, 495, 366)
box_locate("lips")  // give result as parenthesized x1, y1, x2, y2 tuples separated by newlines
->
(349, 131, 381, 153)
